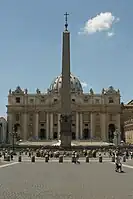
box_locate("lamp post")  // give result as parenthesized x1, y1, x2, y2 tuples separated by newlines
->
(10, 125, 18, 154)
(113, 129, 121, 146)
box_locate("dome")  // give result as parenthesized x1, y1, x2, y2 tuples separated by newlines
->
(49, 74, 83, 93)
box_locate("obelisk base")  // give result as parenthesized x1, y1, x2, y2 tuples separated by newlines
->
(60, 114, 72, 147)
(60, 135, 71, 147)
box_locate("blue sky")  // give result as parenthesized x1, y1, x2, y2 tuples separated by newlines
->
(0, 0, 132, 115)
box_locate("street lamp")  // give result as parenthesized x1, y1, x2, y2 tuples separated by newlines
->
(10, 124, 18, 154)
(113, 129, 121, 146)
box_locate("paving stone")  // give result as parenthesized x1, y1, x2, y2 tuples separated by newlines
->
(0, 162, 133, 198)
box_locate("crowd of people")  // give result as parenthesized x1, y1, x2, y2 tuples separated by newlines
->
(0, 147, 133, 172)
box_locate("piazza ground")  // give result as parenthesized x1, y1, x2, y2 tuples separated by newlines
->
(0, 160, 133, 199)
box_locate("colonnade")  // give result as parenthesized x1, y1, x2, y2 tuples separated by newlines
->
(8, 112, 121, 141)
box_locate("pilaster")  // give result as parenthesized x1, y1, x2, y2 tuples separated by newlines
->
(90, 112, 95, 139)
(58, 114, 61, 139)
(46, 112, 49, 140)
(100, 113, 107, 141)
(76, 112, 79, 139)
(23, 112, 28, 140)
(50, 113, 53, 139)
(35, 112, 39, 139)
(116, 113, 120, 131)
(79, 113, 83, 139)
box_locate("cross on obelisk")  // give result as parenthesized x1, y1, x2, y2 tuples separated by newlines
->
(64, 12, 69, 31)
(60, 12, 72, 147)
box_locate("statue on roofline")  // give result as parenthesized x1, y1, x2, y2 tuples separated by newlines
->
(90, 88, 94, 95)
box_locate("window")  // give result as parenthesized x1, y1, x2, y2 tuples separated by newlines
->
(29, 114, 33, 122)
(41, 96, 45, 103)
(30, 99, 34, 103)
(84, 99, 88, 102)
(85, 124, 88, 126)
(16, 97, 20, 103)
(95, 99, 100, 104)
(72, 99, 75, 102)
(53, 132, 58, 139)
(109, 97, 114, 103)
(72, 124, 75, 126)
(16, 114, 19, 121)
(54, 99, 57, 102)
(84, 97, 88, 102)
(54, 124, 57, 126)
(41, 123, 44, 126)
(72, 132, 76, 140)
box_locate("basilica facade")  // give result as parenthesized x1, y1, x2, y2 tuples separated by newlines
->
(7, 73, 130, 143)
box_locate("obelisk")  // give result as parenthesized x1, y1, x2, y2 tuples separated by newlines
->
(60, 12, 72, 147)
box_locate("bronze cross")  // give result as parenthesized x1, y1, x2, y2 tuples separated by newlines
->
(64, 12, 69, 31)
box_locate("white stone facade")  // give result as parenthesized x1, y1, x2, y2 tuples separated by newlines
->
(0, 117, 7, 143)
(6, 74, 122, 142)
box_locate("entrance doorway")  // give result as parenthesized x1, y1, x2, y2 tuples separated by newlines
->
(53, 132, 58, 139)
(72, 132, 76, 140)
(83, 129, 90, 140)
(108, 124, 115, 142)
(14, 123, 21, 140)
(40, 129, 46, 140)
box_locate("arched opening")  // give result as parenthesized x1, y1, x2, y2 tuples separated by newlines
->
(72, 132, 76, 140)
(83, 129, 90, 140)
(108, 124, 115, 142)
(14, 123, 20, 132)
(39, 129, 46, 140)
(53, 132, 58, 139)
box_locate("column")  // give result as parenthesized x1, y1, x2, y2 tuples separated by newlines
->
(50, 113, 53, 139)
(76, 112, 79, 139)
(90, 112, 95, 139)
(58, 114, 61, 139)
(23, 113, 28, 141)
(100, 113, 107, 141)
(8, 113, 13, 143)
(116, 113, 121, 144)
(116, 114, 120, 131)
(8, 113, 13, 134)
(79, 113, 83, 139)
(46, 112, 49, 140)
(35, 112, 39, 139)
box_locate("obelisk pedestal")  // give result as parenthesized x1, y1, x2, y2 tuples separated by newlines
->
(60, 114, 72, 147)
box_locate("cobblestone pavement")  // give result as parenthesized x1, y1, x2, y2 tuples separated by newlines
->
(0, 161, 133, 199)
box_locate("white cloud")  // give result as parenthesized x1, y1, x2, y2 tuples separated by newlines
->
(79, 12, 119, 35)
(107, 31, 115, 37)
(81, 81, 88, 88)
